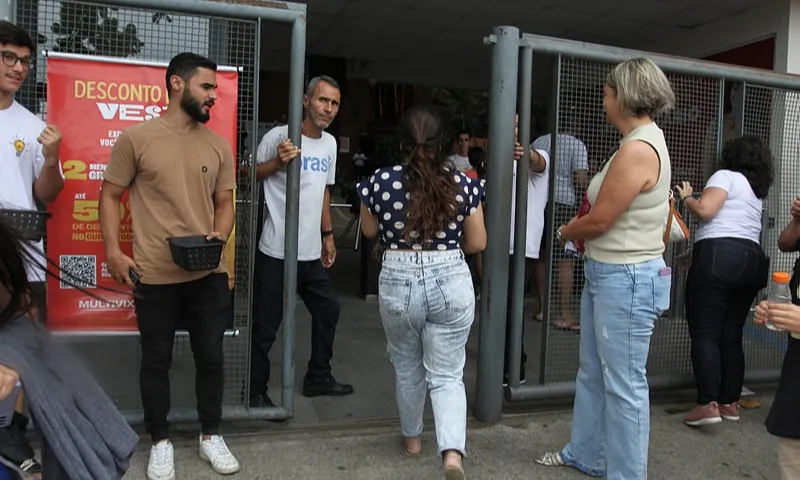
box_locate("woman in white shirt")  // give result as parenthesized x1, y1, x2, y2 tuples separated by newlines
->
(675, 134, 772, 427)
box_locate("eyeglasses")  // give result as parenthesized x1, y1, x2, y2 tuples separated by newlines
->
(1, 51, 33, 69)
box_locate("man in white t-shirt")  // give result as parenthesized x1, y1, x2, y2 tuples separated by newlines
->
(447, 130, 473, 172)
(504, 114, 550, 386)
(532, 132, 587, 330)
(0, 20, 64, 478)
(250, 76, 353, 408)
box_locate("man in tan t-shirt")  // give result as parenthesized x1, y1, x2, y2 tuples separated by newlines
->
(99, 52, 238, 480)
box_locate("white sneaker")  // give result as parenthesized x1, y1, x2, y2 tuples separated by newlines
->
(147, 441, 175, 480)
(199, 435, 240, 474)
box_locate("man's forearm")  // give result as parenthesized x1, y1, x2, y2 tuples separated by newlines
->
(255, 157, 283, 180)
(214, 198, 235, 240)
(99, 193, 122, 255)
(321, 187, 333, 231)
(33, 162, 65, 204)
(529, 149, 546, 173)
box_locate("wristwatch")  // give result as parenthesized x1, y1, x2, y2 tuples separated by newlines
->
(321, 230, 334, 238)
(556, 227, 563, 243)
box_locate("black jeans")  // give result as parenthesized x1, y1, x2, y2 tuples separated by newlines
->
(685, 237, 768, 405)
(504, 256, 535, 375)
(249, 252, 341, 397)
(134, 273, 229, 442)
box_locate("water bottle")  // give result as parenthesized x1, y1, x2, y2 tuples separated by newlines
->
(766, 272, 792, 331)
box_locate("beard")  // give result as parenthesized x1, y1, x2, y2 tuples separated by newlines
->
(181, 90, 212, 124)
(308, 110, 332, 130)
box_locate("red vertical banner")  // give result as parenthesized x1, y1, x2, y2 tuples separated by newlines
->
(45, 54, 239, 331)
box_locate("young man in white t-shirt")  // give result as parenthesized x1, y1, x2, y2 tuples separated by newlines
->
(447, 130, 472, 172)
(0, 20, 64, 479)
(250, 76, 353, 408)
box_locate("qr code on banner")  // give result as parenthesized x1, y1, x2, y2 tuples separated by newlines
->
(59, 255, 97, 289)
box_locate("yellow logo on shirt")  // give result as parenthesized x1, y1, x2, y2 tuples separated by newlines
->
(12, 138, 25, 157)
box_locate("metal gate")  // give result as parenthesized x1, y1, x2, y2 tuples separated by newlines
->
(475, 26, 800, 420)
(12, 0, 307, 423)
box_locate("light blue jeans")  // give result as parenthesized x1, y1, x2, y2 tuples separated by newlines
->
(560, 257, 671, 480)
(379, 250, 475, 457)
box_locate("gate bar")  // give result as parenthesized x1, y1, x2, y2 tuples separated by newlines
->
(538, 54, 563, 386)
(242, 17, 263, 416)
(1, 0, 12, 21)
(520, 32, 800, 91)
(475, 25, 520, 423)
(507, 46, 533, 390)
(505, 369, 780, 402)
(281, 13, 307, 418)
(122, 405, 289, 425)
(52, 329, 239, 337)
(95, 0, 304, 22)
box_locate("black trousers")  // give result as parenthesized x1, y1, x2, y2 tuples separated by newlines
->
(249, 252, 341, 397)
(134, 273, 229, 442)
(504, 256, 535, 375)
(685, 237, 768, 405)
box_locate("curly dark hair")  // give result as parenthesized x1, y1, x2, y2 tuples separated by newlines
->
(400, 105, 460, 245)
(718, 134, 774, 199)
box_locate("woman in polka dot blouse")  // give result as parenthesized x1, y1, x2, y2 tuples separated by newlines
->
(357, 105, 486, 480)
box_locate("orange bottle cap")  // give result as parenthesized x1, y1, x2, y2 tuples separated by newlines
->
(773, 272, 791, 283)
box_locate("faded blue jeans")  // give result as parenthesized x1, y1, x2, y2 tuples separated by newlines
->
(379, 250, 475, 457)
(560, 257, 671, 480)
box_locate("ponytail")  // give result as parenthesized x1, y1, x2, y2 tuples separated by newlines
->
(403, 141, 460, 246)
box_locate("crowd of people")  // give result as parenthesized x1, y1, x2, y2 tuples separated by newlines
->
(0, 16, 799, 480)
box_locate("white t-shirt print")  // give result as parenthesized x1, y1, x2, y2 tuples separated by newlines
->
(256, 124, 338, 261)
(0, 101, 55, 282)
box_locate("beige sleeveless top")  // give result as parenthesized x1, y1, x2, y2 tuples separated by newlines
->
(584, 122, 671, 265)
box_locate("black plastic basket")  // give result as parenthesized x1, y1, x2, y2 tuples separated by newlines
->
(167, 235, 225, 272)
(0, 209, 52, 241)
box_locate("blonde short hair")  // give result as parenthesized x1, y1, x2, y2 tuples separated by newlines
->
(606, 57, 675, 118)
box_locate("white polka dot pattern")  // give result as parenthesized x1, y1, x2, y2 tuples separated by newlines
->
(356, 165, 485, 251)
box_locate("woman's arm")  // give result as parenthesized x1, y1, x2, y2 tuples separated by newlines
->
(676, 173, 729, 222)
(682, 188, 727, 222)
(560, 140, 658, 241)
(359, 203, 380, 239)
(461, 204, 487, 254)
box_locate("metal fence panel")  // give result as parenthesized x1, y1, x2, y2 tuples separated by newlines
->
(15, 0, 258, 417)
(492, 30, 798, 405)
(741, 85, 798, 371)
(540, 57, 723, 384)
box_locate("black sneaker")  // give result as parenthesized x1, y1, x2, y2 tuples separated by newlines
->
(502, 366, 527, 387)
(0, 412, 42, 479)
(302, 376, 354, 398)
(248, 394, 287, 423)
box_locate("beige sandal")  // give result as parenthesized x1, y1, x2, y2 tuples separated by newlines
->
(535, 451, 565, 467)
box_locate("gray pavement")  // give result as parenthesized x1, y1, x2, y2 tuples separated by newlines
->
(122, 396, 780, 479)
